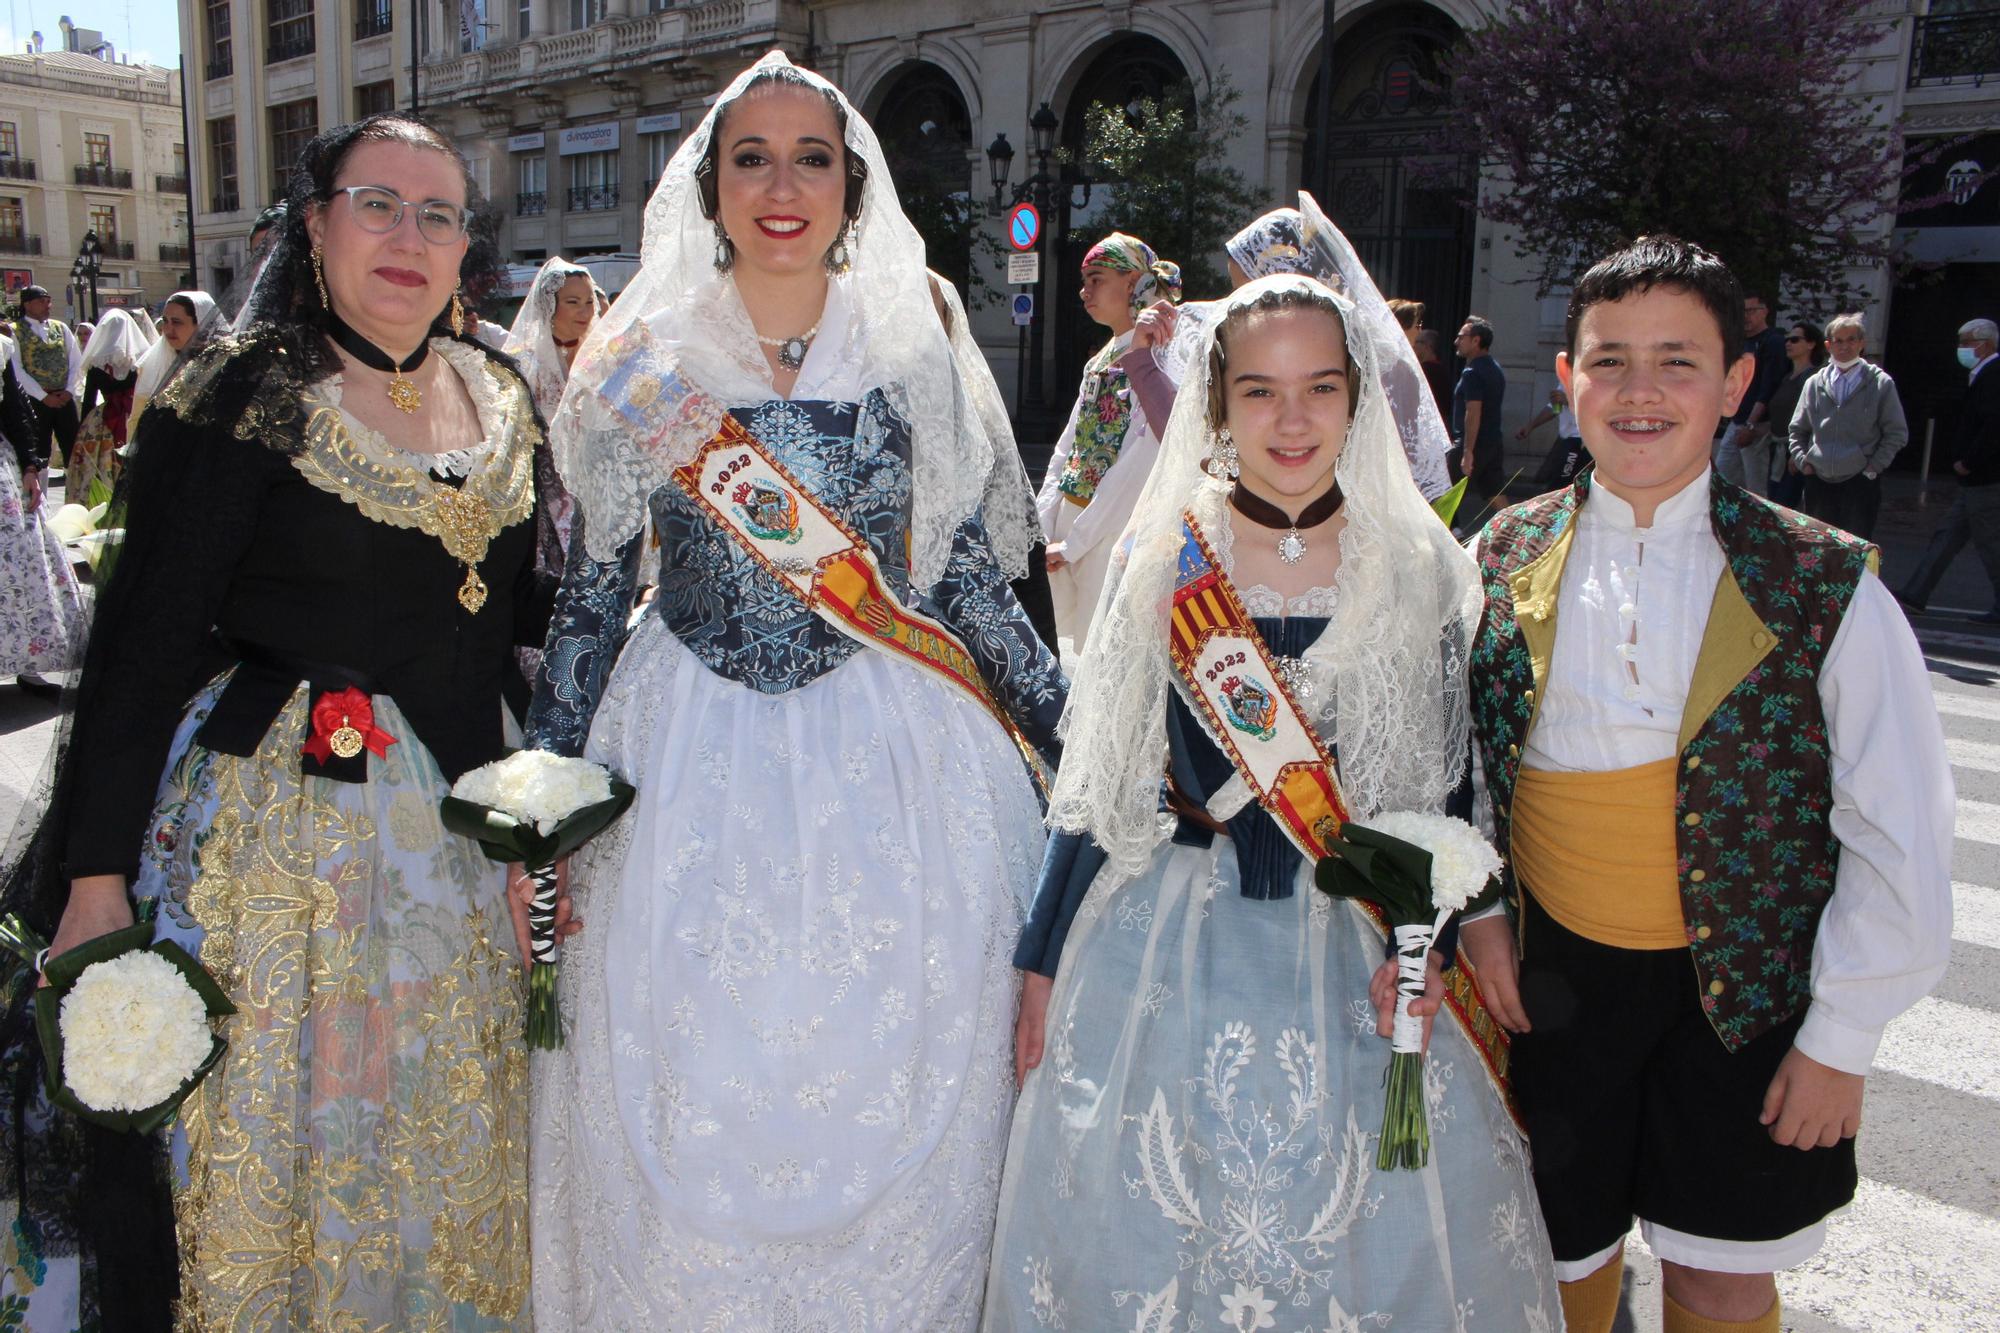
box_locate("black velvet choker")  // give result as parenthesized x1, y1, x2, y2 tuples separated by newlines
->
(1229, 483, 1344, 566)
(327, 313, 429, 413)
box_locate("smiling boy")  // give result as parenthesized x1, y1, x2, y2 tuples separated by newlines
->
(1458, 236, 1953, 1333)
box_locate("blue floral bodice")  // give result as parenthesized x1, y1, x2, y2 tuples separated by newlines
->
(528, 393, 1066, 764)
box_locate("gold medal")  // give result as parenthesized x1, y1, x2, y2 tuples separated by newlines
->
(329, 720, 366, 759)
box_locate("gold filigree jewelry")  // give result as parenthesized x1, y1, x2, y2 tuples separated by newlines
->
(312, 246, 330, 308)
(431, 484, 497, 612)
(449, 289, 466, 338)
(386, 371, 422, 414)
(328, 719, 365, 759)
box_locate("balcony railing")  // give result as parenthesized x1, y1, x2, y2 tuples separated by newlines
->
(212, 190, 241, 213)
(100, 240, 135, 260)
(516, 190, 547, 216)
(567, 184, 618, 212)
(355, 5, 392, 38)
(267, 31, 315, 63)
(205, 49, 233, 79)
(1910, 12, 2000, 88)
(160, 242, 192, 264)
(74, 164, 133, 189)
(0, 233, 43, 255)
(157, 173, 189, 194)
(0, 158, 35, 181)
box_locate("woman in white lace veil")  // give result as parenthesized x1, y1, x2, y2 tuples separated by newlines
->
(984, 267, 1560, 1329)
(129, 290, 217, 435)
(1152, 194, 1453, 500)
(524, 50, 1065, 1330)
(503, 256, 592, 419)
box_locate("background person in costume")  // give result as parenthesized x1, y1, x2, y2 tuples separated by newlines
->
(505, 255, 595, 554)
(0, 321, 85, 700)
(1146, 205, 1453, 501)
(523, 52, 1063, 1329)
(987, 260, 1557, 1331)
(8, 287, 82, 477)
(1459, 236, 1952, 1333)
(70, 310, 145, 500)
(127, 290, 216, 440)
(0, 111, 551, 1331)
(1036, 231, 1180, 652)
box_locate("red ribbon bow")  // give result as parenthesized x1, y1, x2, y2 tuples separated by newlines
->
(302, 686, 398, 764)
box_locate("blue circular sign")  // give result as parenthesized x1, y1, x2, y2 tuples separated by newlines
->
(1012, 293, 1034, 316)
(1007, 202, 1041, 252)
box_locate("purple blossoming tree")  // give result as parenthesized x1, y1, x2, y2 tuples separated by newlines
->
(1437, 0, 1903, 303)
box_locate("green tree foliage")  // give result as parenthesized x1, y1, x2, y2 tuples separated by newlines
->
(881, 138, 1005, 309)
(1077, 75, 1260, 297)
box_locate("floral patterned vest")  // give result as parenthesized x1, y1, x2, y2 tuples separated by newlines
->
(14, 318, 67, 395)
(1054, 340, 1133, 507)
(1471, 470, 1876, 1051)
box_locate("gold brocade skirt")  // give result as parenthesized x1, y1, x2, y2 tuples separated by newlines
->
(137, 677, 530, 1332)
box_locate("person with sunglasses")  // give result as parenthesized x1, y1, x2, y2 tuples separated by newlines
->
(0, 112, 554, 1330)
(1765, 320, 1825, 508)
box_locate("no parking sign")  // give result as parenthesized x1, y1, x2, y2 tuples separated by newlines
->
(1011, 293, 1034, 326)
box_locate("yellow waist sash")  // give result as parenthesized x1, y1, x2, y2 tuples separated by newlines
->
(1513, 757, 1686, 950)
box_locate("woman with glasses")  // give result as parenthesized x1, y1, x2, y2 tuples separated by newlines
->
(0, 112, 551, 1330)
(1767, 320, 1825, 508)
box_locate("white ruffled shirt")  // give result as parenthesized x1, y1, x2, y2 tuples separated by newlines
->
(1494, 469, 1954, 1075)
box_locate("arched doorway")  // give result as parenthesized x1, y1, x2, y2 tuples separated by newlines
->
(1051, 35, 1191, 413)
(1302, 2, 1473, 340)
(872, 63, 976, 295)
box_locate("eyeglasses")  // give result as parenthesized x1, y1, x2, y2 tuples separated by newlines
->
(1784, 335, 1807, 344)
(328, 185, 468, 245)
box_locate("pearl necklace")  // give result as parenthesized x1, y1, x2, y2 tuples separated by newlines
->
(754, 317, 822, 372)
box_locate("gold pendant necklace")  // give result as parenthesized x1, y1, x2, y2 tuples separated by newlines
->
(386, 368, 422, 413)
(327, 314, 428, 413)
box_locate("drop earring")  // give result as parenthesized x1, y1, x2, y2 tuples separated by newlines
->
(825, 221, 853, 275)
(1206, 427, 1240, 482)
(312, 245, 330, 309)
(449, 289, 466, 338)
(712, 220, 734, 273)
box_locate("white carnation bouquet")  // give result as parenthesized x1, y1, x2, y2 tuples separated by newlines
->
(0, 901, 235, 1133)
(1313, 811, 1502, 1170)
(443, 750, 634, 1049)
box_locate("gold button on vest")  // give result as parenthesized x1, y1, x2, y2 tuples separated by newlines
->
(1710, 979, 1726, 996)
(1684, 812, 1702, 827)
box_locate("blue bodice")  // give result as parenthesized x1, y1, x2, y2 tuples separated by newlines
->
(528, 393, 1066, 765)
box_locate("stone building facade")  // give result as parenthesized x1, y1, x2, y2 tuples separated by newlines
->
(178, 0, 2000, 459)
(0, 46, 191, 319)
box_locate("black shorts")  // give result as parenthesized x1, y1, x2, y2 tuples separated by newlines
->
(1510, 894, 1857, 1265)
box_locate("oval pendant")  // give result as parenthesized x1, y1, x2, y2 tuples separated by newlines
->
(1278, 529, 1307, 565)
(778, 337, 808, 371)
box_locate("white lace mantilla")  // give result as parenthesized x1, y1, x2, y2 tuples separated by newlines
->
(1208, 511, 1342, 619)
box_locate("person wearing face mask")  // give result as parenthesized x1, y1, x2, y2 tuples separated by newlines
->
(1895, 317, 2000, 620)
(1037, 232, 1182, 652)
(0, 112, 553, 1330)
(987, 196, 1557, 1330)
(520, 52, 1064, 1328)
(1786, 312, 1908, 539)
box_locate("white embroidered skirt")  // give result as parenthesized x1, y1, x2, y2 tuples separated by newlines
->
(983, 841, 1563, 1332)
(531, 615, 1046, 1329)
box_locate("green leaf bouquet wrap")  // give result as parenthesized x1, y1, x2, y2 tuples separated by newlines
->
(441, 750, 635, 1049)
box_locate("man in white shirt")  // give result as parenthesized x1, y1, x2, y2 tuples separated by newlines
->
(8, 285, 83, 473)
(1462, 237, 1952, 1333)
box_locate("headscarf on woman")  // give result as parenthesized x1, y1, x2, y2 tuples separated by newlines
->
(78, 309, 147, 379)
(503, 257, 591, 418)
(1052, 259, 1480, 874)
(131, 290, 217, 407)
(550, 49, 998, 591)
(1082, 231, 1183, 315)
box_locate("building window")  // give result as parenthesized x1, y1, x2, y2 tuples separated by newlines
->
(269, 99, 318, 202)
(355, 0, 392, 39)
(207, 116, 239, 212)
(566, 150, 617, 212)
(518, 0, 530, 38)
(0, 197, 22, 235)
(88, 203, 118, 245)
(641, 130, 674, 198)
(0, 123, 16, 158)
(517, 154, 546, 215)
(567, 0, 604, 30)
(267, 0, 316, 63)
(206, 0, 233, 75)
(355, 80, 394, 117)
(84, 133, 112, 169)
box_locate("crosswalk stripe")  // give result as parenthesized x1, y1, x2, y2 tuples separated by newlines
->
(1947, 736, 2000, 772)
(1955, 882, 2000, 953)
(1872, 995, 2000, 1102)
(1933, 689, 2000, 723)
(1955, 798, 2000, 847)
(1782, 1177, 2000, 1332)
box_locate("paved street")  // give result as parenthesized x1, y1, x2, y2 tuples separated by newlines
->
(0, 472, 1996, 1329)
